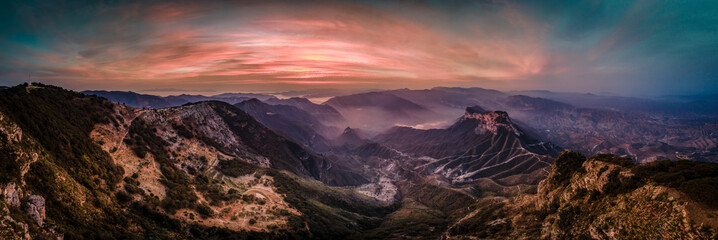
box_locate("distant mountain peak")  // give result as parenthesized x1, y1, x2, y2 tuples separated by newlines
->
(339, 126, 362, 140)
(287, 97, 313, 103)
(242, 98, 263, 104)
(465, 105, 487, 114)
(334, 126, 366, 148)
(463, 109, 521, 136)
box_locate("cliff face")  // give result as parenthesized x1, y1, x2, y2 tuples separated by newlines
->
(463, 110, 521, 136)
(446, 150, 718, 239)
(374, 108, 560, 185)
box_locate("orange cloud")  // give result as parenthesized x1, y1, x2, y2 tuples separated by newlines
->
(3, 1, 552, 92)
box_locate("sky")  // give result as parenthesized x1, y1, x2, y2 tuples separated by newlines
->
(1, 0, 717, 96)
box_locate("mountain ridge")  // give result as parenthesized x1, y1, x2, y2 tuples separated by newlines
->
(0, 84, 385, 239)
(3, 83, 717, 239)
(374, 107, 561, 185)
(234, 98, 335, 152)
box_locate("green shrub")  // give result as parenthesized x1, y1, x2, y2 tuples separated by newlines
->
(550, 150, 587, 186)
(556, 205, 581, 231)
(125, 184, 144, 195)
(601, 169, 641, 195)
(407, 184, 474, 216)
(196, 203, 214, 218)
(242, 194, 256, 204)
(195, 174, 239, 205)
(172, 123, 194, 139)
(218, 159, 257, 177)
(266, 169, 394, 239)
(131, 146, 148, 158)
(634, 160, 718, 207)
(572, 188, 589, 200)
(0, 136, 22, 183)
(116, 191, 133, 204)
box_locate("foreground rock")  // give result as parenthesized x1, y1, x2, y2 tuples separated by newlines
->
(26, 195, 45, 226)
(446, 150, 718, 239)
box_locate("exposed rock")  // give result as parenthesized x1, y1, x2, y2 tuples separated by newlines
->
(2, 182, 20, 207)
(463, 109, 521, 136)
(544, 150, 587, 186)
(46, 224, 64, 240)
(26, 195, 45, 226)
(1, 215, 31, 240)
(353, 177, 399, 203)
(374, 109, 560, 185)
(0, 112, 23, 143)
(447, 153, 717, 239)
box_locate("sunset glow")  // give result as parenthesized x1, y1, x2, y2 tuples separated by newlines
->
(1, 0, 717, 94)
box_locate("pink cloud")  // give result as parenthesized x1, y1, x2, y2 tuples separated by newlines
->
(4, 1, 554, 91)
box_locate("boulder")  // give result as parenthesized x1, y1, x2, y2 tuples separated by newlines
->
(3, 182, 20, 207)
(26, 195, 45, 226)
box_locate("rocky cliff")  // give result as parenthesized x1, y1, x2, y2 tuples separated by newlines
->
(446, 150, 718, 239)
(374, 107, 561, 185)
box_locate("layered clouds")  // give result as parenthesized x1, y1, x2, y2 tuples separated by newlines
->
(1, 0, 716, 95)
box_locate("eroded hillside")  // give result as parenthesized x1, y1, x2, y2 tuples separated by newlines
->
(446, 151, 718, 239)
(0, 84, 391, 239)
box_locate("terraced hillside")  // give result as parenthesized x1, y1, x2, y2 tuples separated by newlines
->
(375, 107, 561, 185)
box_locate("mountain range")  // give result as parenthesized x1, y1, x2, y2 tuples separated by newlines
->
(81, 90, 276, 109)
(2, 83, 716, 239)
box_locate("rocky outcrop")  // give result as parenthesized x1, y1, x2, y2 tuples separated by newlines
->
(333, 127, 368, 149)
(2, 183, 20, 208)
(374, 108, 560, 185)
(0, 112, 22, 143)
(446, 151, 718, 239)
(26, 195, 45, 226)
(534, 152, 713, 239)
(463, 108, 521, 136)
(1, 215, 31, 240)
